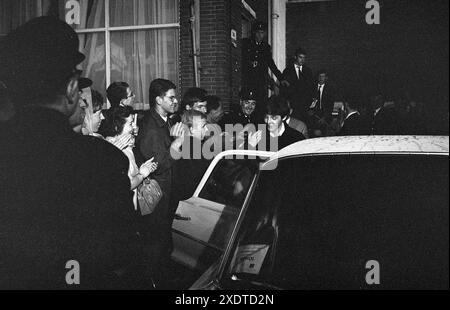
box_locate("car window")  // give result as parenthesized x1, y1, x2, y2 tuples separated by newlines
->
(198, 158, 259, 209)
(170, 158, 259, 284)
(223, 155, 449, 289)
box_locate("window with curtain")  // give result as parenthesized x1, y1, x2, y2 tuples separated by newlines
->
(58, 0, 180, 109)
(1, 0, 179, 108)
(0, 0, 54, 36)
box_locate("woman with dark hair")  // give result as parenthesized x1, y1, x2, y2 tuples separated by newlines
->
(106, 81, 135, 108)
(102, 106, 158, 210)
(82, 89, 105, 137)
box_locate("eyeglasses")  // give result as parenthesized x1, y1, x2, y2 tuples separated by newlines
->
(164, 95, 177, 103)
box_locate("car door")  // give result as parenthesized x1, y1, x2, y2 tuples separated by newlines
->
(171, 150, 271, 275)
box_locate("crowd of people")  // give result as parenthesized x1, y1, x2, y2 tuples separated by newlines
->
(241, 20, 432, 138)
(0, 16, 436, 289)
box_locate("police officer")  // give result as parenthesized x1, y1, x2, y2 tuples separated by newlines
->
(221, 87, 261, 128)
(242, 20, 289, 118)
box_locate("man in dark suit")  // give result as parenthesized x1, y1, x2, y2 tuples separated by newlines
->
(242, 21, 288, 118)
(0, 17, 138, 289)
(311, 70, 336, 125)
(281, 47, 315, 122)
(339, 97, 370, 136)
(369, 94, 399, 135)
(135, 78, 184, 287)
(307, 69, 337, 137)
(285, 100, 309, 138)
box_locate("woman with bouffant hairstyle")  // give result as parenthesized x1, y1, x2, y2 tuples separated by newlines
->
(102, 106, 158, 209)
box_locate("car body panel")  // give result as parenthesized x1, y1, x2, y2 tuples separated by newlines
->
(170, 136, 449, 289)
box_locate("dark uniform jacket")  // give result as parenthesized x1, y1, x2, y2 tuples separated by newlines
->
(242, 38, 284, 113)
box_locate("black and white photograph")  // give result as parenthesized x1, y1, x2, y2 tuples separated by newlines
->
(0, 0, 448, 295)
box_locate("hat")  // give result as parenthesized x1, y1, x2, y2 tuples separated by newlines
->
(239, 87, 257, 101)
(79, 77, 93, 90)
(252, 20, 267, 33)
(0, 16, 85, 103)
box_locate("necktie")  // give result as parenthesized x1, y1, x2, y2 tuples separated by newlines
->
(166, 117, 173, 133)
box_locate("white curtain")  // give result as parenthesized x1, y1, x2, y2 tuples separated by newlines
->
(0, 0, 52, 35)
(109, 0, 179, 108)
(60, 0, 179, 108)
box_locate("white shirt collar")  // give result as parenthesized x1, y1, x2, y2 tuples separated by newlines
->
(345, 111, 359, 120)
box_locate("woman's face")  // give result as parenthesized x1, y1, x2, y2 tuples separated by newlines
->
(120, 115, 134, 136)
(91, 109, 104, 133)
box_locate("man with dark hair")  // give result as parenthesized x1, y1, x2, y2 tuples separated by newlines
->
(264, 95, 305, 151)
(136, 78, 184, 287)
(242, 20, 288, 117)
(308, 69, 336, 136)
(181, 87, 208, 113)
(339, 96, 370, 136)
(206, 95, 224, 125)
(369, 93, 399, 135)
(0, 17, 138, 289)
(281, 47, 315, 121)
(312, 70, 335, 125)
(107, 81, 135, 108)
(285, 99, 309, 138)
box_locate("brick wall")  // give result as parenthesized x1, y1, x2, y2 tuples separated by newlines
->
(179, 0, 268, 111)
(180, 0, 194, 98)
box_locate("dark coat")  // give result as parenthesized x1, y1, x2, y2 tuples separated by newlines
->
(137, 109, 176, 195)
(242, 38, 284, 112)
(313, 83, 336, 123)
(219, 109, 262, 130)
(281, 63, 315, 120)
(370, 107, 399, 135)
(267, 123, 305, 151)
(170, 137, 211, 216)
(0, 106, 137, 289)
(339, 112, 371, 136)
(135, 108, 178, 278)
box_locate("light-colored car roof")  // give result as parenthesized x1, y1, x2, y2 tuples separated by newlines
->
(262, 136, 449, 167)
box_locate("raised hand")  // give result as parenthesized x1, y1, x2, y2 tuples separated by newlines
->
(143, 157, 158, 174)
(170, 122, 186, 138)
(248, 130, 262, 148)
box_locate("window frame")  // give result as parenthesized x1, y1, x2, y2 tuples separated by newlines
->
(73, 0, 181, 104)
